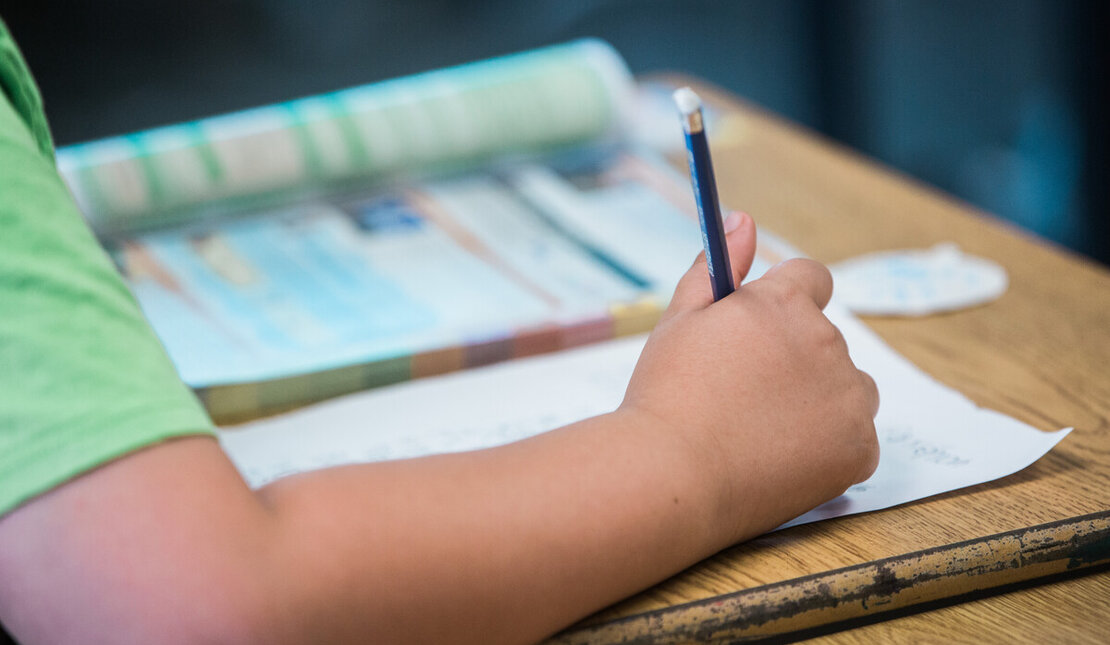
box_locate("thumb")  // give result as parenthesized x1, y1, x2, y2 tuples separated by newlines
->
(663, 211, 757, 320)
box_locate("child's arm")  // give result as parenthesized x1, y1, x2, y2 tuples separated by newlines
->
(0, 212, 878, 645)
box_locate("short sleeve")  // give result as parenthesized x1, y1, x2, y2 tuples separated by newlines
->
(0, 18, 215, 516)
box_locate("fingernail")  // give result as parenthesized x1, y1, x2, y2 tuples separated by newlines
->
(723, 212, 743, 233)
(724, 211, 747, 234)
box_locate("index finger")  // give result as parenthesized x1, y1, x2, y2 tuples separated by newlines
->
(760, 258, 834, 310)
(662, 211, 757, 320)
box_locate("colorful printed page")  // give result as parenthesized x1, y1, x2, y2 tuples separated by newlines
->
(105, 151, 756, 391)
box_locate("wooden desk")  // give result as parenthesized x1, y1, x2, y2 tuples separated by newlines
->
(549, 81, 1110, 643)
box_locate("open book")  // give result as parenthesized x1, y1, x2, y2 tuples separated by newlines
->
(59, 40, 762, 423)
(60, 41, 1071, 522)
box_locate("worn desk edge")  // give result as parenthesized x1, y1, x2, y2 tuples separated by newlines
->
(550, 510, 1110, 644)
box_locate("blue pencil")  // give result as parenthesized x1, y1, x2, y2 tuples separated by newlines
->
(674, 87, 735, 301)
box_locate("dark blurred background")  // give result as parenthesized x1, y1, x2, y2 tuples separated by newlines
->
(4, 0, 1107, 264)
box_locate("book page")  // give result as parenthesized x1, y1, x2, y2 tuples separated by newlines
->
(105, 151, 716, 389)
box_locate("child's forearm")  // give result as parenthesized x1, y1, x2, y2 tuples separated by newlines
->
(258, 407, 731, 643)
(0, 410, 732, 645)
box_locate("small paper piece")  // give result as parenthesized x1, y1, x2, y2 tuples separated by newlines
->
(219, 303, 1071, 531)
(830, 243, 1008, 316)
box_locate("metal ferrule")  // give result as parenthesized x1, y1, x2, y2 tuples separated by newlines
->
(682, 109, 704, 134)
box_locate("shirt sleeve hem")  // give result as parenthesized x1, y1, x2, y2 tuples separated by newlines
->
(0, 407, 217, 517)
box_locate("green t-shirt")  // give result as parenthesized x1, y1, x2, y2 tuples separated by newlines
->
(0, 18, 214, 516)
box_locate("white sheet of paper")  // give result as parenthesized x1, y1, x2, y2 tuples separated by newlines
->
(782, 304, 1070, 527)
(219, 302, 1071, 530)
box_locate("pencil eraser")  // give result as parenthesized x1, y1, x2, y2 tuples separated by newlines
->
(672, 87, 702, 116)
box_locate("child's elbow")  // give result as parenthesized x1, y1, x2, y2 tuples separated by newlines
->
(127, 543, 299, 645)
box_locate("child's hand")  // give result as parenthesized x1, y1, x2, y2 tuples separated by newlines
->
(621, 212, 880, 543)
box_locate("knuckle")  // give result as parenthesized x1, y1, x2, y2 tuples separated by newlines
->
(782, 257, 814, 272)
(808, 258, 833, 281)
(840, 424, 880, 489)
(766, 278, 803, 307)
(813, 319, 841, 347)
(852, 374, 873, 405)
(860, 427, 881, 480)
(799, 258, 833, 286)
(858, 370, 880, 416)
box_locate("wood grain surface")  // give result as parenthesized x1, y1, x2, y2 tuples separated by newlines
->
(545, 78, 1110, 642)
